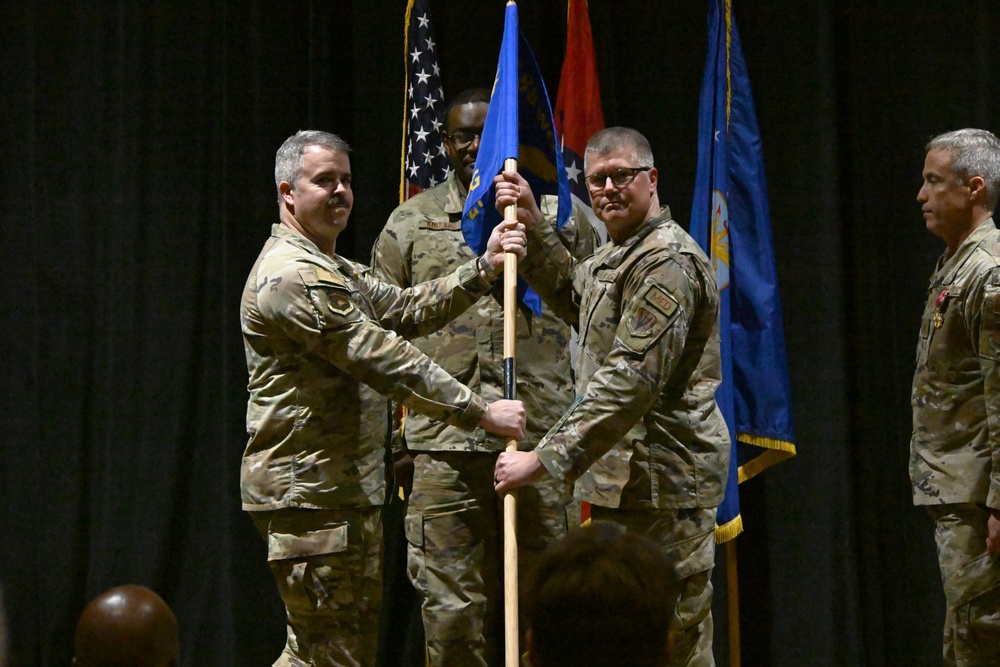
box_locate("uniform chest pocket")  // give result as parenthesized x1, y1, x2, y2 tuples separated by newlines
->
(579, 270, 620, 351)
(617, 282, 680, 355)
(413, 220, 469, 276)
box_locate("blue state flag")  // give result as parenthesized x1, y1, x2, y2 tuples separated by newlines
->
(690, 0, 796, 543)
(461, 1, 570, 314)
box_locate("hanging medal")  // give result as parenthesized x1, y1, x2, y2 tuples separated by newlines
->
(933, 289, 949, 329)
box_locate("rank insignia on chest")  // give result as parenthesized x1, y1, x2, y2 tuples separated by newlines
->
(933, 289, 949, 329)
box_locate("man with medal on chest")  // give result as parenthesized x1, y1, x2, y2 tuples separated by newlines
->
(911, 128, 1000, 667)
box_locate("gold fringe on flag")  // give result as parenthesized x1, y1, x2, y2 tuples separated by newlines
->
(736, 434, 796, 484)
(399, 0, 416, 204)
(714, 513, 744, 543)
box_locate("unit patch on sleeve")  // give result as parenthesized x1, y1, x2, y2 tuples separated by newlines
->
(618, 282, 679, 354)
(626, 306, 660, 338)
(299, 265, 356, 327)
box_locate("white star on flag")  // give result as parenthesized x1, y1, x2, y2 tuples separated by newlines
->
(565, 159, 581, 183)
(403, 0, 450, 198)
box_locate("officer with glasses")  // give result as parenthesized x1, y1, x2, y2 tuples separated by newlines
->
(372, 90, 598, 666)
(492, 126, 730, 666)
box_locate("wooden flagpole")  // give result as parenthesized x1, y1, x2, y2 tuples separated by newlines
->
(501, 156, 520, 667)
(727, 539, 741, 666)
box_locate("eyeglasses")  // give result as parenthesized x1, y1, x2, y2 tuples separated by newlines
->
(445, 128, 482, 149)
(584, 166, 651, 192)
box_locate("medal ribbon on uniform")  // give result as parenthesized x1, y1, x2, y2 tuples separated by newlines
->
(933, 289, 949, 329)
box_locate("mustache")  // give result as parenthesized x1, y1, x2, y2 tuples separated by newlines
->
(328, 195, 349, 207)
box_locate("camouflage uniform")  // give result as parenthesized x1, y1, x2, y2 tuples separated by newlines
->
(241, 223, 498, 667)
(520, 206, 730, 667)
(371, 173, 597, 666)
(910, 218, 1000, 667)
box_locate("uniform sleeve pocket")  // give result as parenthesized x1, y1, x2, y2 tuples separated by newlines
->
(298, 266, 362, 330)
(978, 287, 1000, 362)
(617, 282, 678, 355)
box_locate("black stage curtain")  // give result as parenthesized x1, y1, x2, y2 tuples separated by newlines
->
(2, 2, 997, 665)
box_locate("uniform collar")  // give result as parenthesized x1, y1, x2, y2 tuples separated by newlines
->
(593, 206, 674, 269)
(270, 223, 353, 275)
(272, 222, 326, 256)
(933, 217, 997, 284)
(443, 171, 468, 216)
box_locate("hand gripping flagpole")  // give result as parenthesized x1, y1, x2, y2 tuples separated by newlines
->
(501, 155, 520, 667)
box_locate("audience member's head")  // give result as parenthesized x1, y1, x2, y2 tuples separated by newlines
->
(72, 585, 179, 667)
(526, 521, 680, 667)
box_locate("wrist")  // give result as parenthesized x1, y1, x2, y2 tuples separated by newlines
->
(477, 254, 499, 282)
(529, 208, 542, 229)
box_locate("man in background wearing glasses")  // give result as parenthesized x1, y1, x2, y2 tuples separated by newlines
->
(492, 126, 730, 667)
(372, 89, 598, 666)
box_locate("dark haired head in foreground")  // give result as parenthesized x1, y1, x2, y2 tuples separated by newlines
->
(526, 521, 681, 667)
(72, 585, 179, 667)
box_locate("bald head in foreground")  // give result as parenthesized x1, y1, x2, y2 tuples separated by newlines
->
(73, 585, 179, 667)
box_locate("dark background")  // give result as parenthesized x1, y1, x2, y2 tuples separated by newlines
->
(2, 1, 997, 665)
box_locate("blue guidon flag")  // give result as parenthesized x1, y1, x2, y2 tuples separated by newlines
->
(690, 0, 797, 542)
(461, 0, 571, 315)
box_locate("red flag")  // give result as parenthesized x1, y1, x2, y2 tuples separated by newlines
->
(555, 0, 605, 525)
(555, 0, 604, 204)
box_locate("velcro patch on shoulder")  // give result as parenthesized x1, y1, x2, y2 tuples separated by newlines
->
(617, 283, 679, 354)
(298, 266, 355, 320)
(644, 284, 679, 318)
(298, 265, 347, 288)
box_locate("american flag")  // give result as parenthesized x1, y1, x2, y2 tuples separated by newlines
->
(401, 0, 450, 201)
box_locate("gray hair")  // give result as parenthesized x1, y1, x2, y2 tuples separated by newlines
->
(584, 127, 655, 172)
(274, 130, 351, 196)
(926, 128, 1000, 211)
